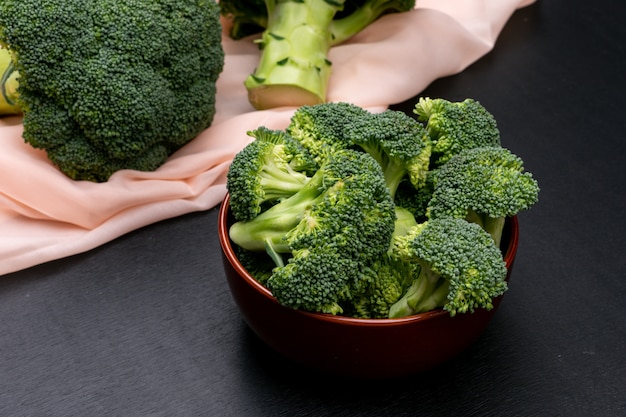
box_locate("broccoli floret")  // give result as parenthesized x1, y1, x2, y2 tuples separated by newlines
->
(226, 126, 318, 222)
(220, 0, 416, 109)
(229, 148, 395, 264)
(388, 217, 508, 318)
(230, 148, 396, 314)
(347, 109, 432, 197)
(0, 0, 224, 182)
(0, 47, 19, 115)
(286, 102, 370, 165)
(427, 146, 540, 247)
(287, 103, 432, 197)
(414, 97, 501, 168)
(347, 207, 420, 318)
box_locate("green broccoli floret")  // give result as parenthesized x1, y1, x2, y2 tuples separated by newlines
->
(230, 148, 396, 314)
(229, 148, 395, 265)
(287, 102, 432, 197)
(286, 102, 370, 165)
(347, 109, 432, 197)
(347, 207, 420, 318)
(0, 47, 19, 115)
(226, 126, 318, 222)
(0, 0, 224, 182)
(414, 97, 501, 168)
(427, 146, 540, 247)
(388, 217, 508, 318)
(219, 0, 416, 109)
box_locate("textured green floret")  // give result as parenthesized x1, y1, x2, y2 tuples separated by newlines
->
(427, 146, 540, 246)
(347, 109, 432, 197)
(267, 248, 372, 315)
(227, 127, 317, 222)
(229, 148, 394, 263)
(230, 148, 396, 314)
(0, 0, 224, 182)
(287, 102, 432, 197)
(286, 102, 371, 165)
(220, 0, 416, 109)
(414, 97, 501, 168)
(389, 217, 508, 317)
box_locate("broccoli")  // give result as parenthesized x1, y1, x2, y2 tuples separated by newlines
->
(287, 102, 432, 197)
(286, 102, 371, 165)
(414, 97, 501, 168)
(0, 47, 19, 115)
(347, 207, 420, 318)
(229, 148, 396, 314)
(427, 146, 540, 247)
(219, 0, 416, 109)
(388, 217, 508, 318)
(229, 148, 395, 262)
(0, 0, 224, 182)
(226, 126, 318, 222)
(347, 109, 432, 197)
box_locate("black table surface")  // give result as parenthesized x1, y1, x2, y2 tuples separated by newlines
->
(2, 1, 625, 416)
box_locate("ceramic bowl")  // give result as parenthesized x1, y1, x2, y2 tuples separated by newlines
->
(219, 194, 519, 378)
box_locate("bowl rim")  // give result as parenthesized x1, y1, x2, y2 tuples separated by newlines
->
(218, 193, 519, 327)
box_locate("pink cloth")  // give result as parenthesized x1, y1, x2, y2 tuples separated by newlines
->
(0, 0, 535, 275)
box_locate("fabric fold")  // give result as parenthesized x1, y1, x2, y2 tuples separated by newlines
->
(0, 0, 536, 276)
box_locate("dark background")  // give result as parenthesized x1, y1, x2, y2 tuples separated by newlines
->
(2, 1, 625, 416)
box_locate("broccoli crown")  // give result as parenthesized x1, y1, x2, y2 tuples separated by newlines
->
(427, 146, 540, 222)
(0, 0, 224, 182)
(347, 109, 432, 196)
(226, 127, 318, 222)
(286, 102, 370, 164)
(390, 217, 508, 317)
(414, 97, 501, 167)
(266, 248, 372, 315)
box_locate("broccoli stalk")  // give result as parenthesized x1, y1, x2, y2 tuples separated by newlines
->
(388, 217, 509, 318)
(0, 47, 19, 115)
(220, 0, 416, 109)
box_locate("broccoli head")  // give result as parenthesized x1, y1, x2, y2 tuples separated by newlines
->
(286, 102, 370, 165)
(414, 97, 501, 168)
(220, 0, 416, 109)
(347, 109, 432, 197)
(0, 0, 224, 182)
(427, 146, 540, 247)
(226, 126, 318, 222)
(388, 217, 508, 318)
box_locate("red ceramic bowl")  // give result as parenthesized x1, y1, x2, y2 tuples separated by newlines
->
(219, 194, 519, 378)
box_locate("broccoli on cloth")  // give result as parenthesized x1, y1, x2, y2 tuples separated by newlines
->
(0, 0, 225, 182)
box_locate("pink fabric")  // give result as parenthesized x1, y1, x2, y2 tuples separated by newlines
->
(0, 0, 535, 275)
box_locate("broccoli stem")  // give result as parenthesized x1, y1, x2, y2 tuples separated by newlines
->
(0, 48, 20, 115)
(244, 0, 339, 109)
(388, 265, 445, 318)
(466, 209, 506, 248)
